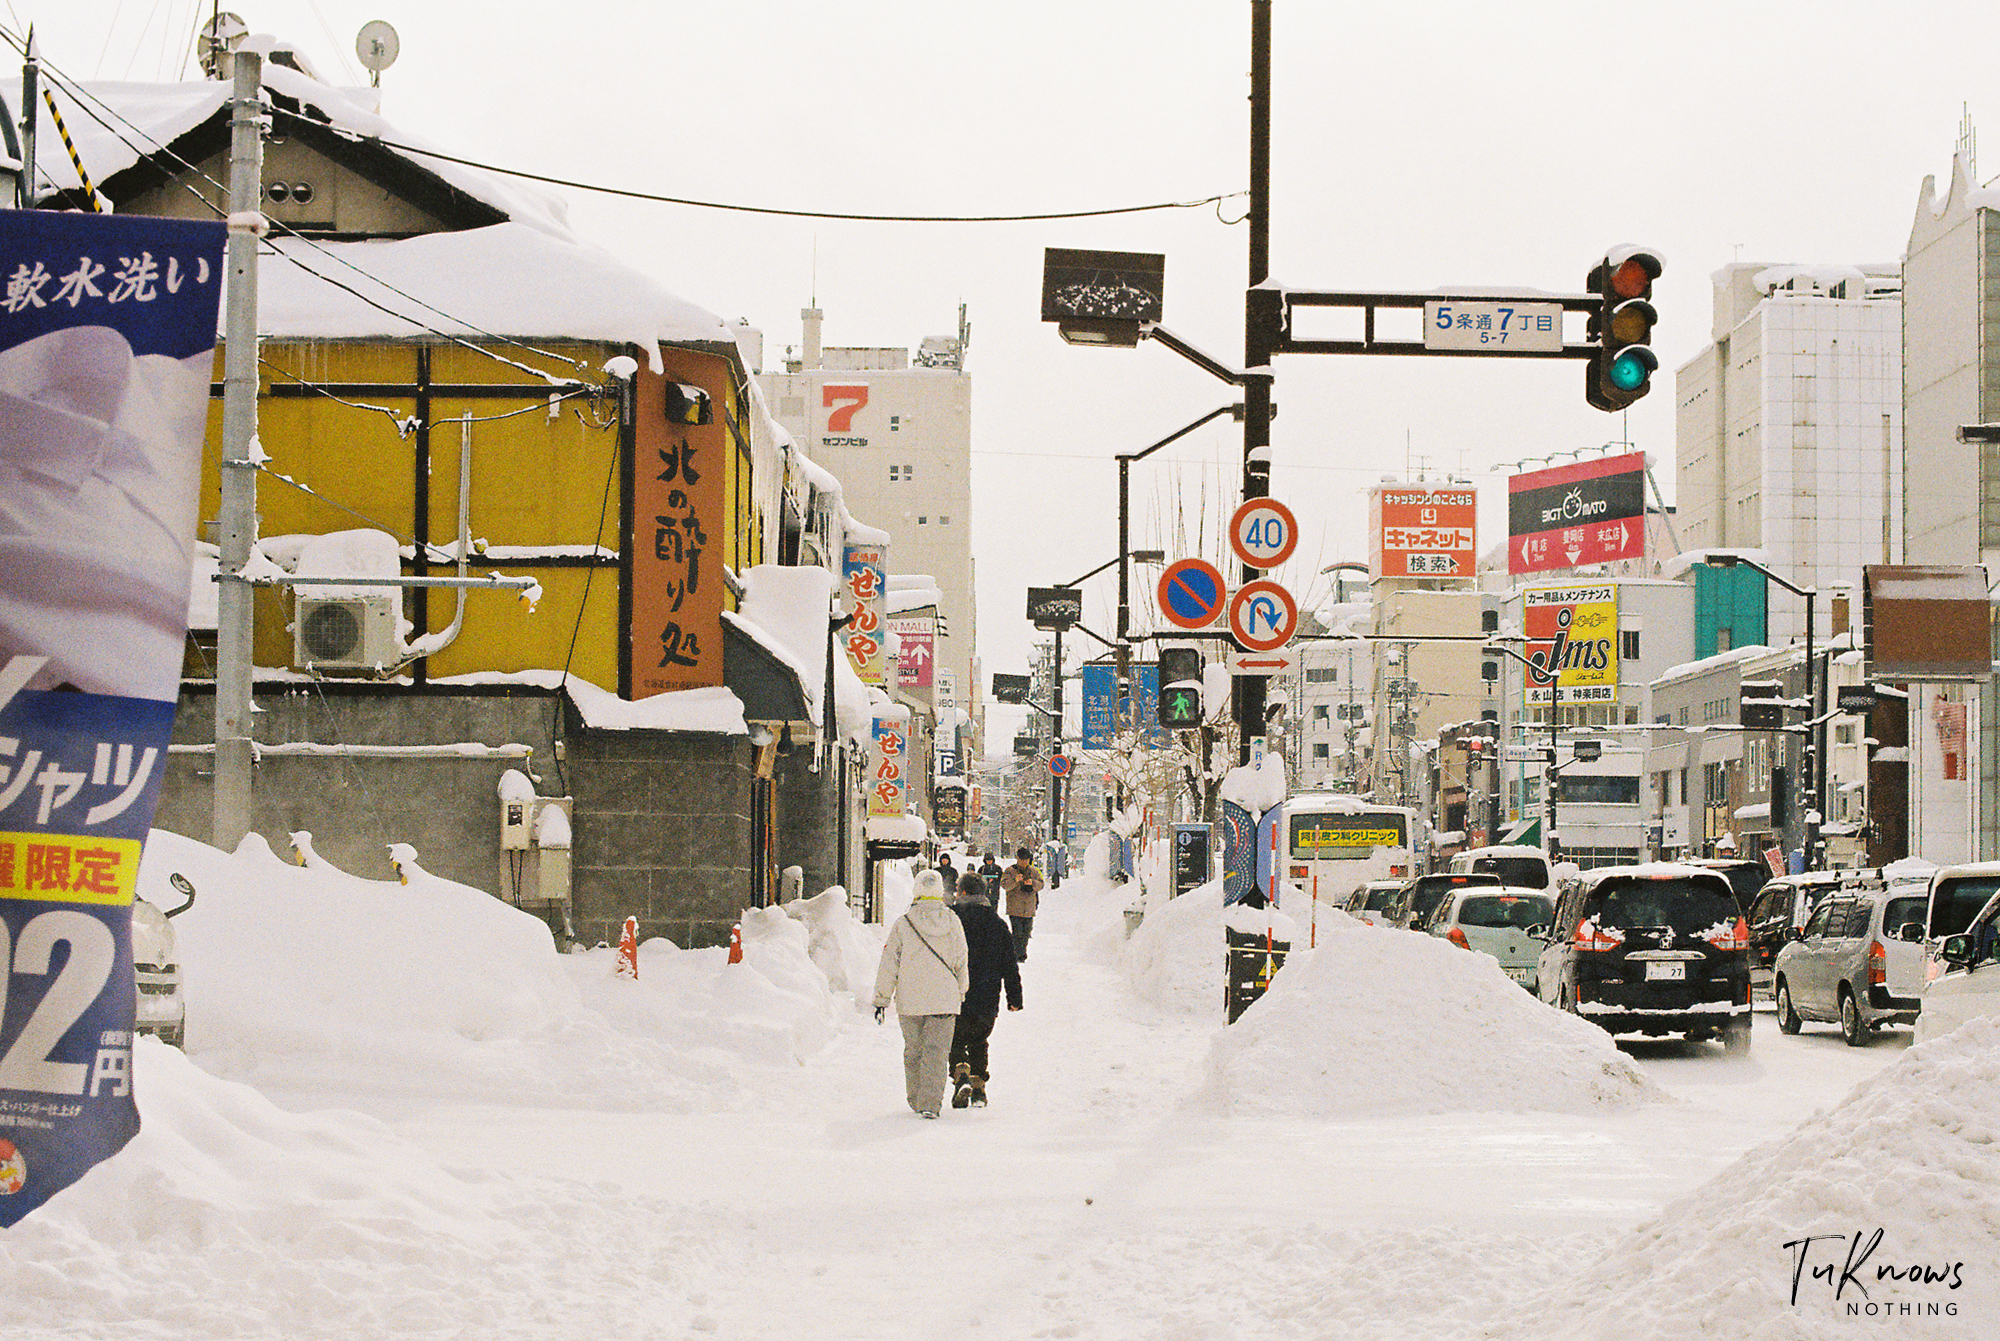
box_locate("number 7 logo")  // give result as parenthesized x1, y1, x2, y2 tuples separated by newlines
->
(824, 385, 869, 432)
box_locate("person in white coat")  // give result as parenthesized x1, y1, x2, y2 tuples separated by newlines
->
(873, 868, 971, 1118)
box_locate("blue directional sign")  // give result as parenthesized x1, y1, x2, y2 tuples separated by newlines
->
(1081, 664, 1164, 749)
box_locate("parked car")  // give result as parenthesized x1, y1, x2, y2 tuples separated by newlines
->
(1426, 887, 1555, 991)
(1772, 886, 1927, 1044)
(1744, 871, 1846, 989)
(1921, 861, 2000, 984)
(1344, 879, 1411, 928)
(1446, 845, 1554, 891)
(1687, 857, 1771, 912)
(1403, 872, 1503, 932)
(1537, 863, 1754, 1051)
(1917, 887, 2000, 1044)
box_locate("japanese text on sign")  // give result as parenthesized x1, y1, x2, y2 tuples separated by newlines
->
(843, 545, 888, 685)
(1421, 301, 1563, 353)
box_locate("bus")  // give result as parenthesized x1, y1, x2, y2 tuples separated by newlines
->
(1282, 794, 1419, 913)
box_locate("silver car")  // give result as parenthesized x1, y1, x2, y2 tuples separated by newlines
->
(1427, 886, 1555, 991)
(1344, 879, 1410, 928)
(1772, 887, 1926, 1045)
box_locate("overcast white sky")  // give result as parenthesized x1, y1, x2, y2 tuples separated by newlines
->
(19, 0, 2000, 689)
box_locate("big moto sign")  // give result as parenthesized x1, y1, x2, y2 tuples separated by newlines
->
(1508, 451, 1646, 575)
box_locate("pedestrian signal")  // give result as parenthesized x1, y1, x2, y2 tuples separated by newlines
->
(1158, 646, 1205, 728)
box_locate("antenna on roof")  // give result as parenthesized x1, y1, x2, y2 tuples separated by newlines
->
(198, 11, 247, 80)
(355, 20, 401, 89)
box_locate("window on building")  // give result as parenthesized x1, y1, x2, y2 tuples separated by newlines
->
(938, 515, 951, 525)
(917, 516, 929, 526)
(1557, 775, 1641, 805)
(1311, 744, 1330, 760)
(1620, 629, 1640, 661)
(1312, 705, 1330, 723)
(1835, 722, 1856, 745)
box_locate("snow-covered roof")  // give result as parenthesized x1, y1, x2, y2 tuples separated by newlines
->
(43, 59, 572, 238)
(256, 225, 731, 356)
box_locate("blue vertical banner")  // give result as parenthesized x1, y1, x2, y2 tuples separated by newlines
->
(0, 209, 225, 1227)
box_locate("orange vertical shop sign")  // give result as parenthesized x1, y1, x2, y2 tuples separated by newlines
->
(630, 366, 726, 698)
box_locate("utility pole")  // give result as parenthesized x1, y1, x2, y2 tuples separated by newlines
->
(18, 30, 36, 207)
(1236, 0, 1276, 764)
(212, 52, 263, 851)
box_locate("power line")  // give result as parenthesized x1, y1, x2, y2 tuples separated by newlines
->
(276, 109, 1247, 225)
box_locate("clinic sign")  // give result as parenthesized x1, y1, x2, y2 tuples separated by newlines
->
(1522, 585, 1619, 707)
(0, 209, 226, 1226)
(1371, 486, 1477, 578)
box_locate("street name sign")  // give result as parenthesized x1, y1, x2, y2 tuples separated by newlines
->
(1422, 301, 1563, 353)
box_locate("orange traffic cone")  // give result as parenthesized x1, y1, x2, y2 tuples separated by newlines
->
(614, 916, 639, 979)
(727, 923, 743, 964)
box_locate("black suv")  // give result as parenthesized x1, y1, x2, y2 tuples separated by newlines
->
(1403, 872, 1502, 932)
(1537, 865, 1754, 1052)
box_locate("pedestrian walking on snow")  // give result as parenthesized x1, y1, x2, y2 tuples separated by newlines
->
(977, 852, 1004, 886)
(949, 872, 1022, 1108)
(935, 852, 957, 890)
(998, 848, 1045, 962)
(873, 868, 970, 1118)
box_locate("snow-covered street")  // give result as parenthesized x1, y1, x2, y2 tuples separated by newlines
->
(4, 835, 1993, 1340)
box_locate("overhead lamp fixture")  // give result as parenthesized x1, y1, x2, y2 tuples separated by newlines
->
(1131, 549, 1167, 564)
(1056, 318, 1145, 348)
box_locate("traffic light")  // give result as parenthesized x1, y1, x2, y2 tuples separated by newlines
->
(1158, 646, 1204, 728)
(1586, 247, 1663, 412)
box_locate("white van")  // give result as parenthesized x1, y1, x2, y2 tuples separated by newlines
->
(1446, 845, 1555, 892)
(1920, 861, 2000, 985)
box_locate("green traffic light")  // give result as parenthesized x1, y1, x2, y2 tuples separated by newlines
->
(1607, 352, 1650, 391)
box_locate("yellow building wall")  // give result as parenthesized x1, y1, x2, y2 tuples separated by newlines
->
(205, 338, 633, 692)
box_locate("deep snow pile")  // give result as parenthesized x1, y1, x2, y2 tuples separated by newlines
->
(1200, 907, 1663, 1117)
(1118, 878, 1227, 1014)
(1526, 1015, 2000, 1340)
(0, 1039, 718, 1339)
(136, 829, 866, 1111)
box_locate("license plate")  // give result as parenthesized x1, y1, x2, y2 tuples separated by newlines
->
(1645, 962, 1686, 982)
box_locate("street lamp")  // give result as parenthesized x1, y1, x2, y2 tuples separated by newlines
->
(1707, 553, 1820, 871)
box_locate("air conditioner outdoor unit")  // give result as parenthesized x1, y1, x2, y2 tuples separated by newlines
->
(293, 593, 401, 671)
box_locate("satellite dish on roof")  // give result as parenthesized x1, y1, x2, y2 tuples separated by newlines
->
(355, 20, 400, 85)
(197, 11, 248, 79)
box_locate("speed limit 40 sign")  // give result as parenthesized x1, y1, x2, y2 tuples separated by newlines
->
(1230, 498, 1298, 570)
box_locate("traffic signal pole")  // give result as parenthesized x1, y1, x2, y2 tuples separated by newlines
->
(1236, 0, 1275, 764)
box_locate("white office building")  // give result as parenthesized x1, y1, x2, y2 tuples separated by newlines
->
(1675, 261, 1904, 647)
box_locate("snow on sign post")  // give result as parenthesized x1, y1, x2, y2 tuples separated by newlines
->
(0, 209, 227, 1227)
(1229, 498, 1298, 571)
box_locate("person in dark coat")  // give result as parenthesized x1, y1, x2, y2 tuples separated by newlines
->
(935, 852, 957, 889)
(949, 871, 1022, 1108)
(977, 852, 1004, 885)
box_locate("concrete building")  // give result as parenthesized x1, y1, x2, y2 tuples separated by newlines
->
(760, 307, 978, 762)
(1675, 261, 1903, 650)
(1902, 152, 2000, 862)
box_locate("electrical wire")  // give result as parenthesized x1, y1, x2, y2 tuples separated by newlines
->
(10, 36, 600, 385)
(280, 112, 1247, 225)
